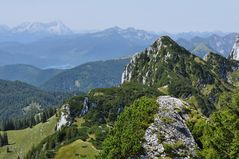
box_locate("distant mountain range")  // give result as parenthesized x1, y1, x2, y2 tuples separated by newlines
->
(0, 21, 73, 43)
(0, 22, 238, 68)
(177, 33, 238, 58)
(12, 21, 72, 35)
(0, 24, 158, 68)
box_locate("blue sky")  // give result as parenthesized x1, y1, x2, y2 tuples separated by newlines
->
(0, 0, 238, 32)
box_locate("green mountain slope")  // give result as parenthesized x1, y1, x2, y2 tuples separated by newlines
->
(0, 80, 67, 119)
(25, 83, 162, 158)
(122, 36, 232, 115)
(0, 64, 63, 86)
(55, 139, 99, 159)
(204, 52, 239, 81)
(0, 115, 58, 159)
(42, 59, 130, 92)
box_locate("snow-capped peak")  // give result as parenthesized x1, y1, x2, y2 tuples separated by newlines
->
(229, 35, 239, 61)
(12, 21, 73, 35)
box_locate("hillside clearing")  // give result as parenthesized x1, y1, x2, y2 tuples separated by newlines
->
(0, 116, 58, 159)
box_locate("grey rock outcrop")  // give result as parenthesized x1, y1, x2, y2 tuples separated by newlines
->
(80, 97, 89, 116)
(56, 104, 71, 130)
(143, 96, 198, 159)
(229, 35, 239, 61)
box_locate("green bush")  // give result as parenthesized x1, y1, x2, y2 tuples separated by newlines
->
(100, 97, 158, 159)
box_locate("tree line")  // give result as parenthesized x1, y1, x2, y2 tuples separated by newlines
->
(0, 108, 56, 131)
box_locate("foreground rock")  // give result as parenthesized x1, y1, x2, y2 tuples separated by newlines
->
(143, 96, 198, 159)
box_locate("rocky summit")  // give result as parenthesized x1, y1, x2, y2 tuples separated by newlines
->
(121, 36, 231, 116)
(121, 36, 215, 87)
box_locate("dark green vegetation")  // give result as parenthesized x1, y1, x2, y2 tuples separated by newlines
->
(187, 92, 239, 159)
(0, 64, 63, 86)
(25, 83, 162, 159)
(67, 83, 161, 125)
(0, 107, 56, 131)
(0, 79, 68, 119)
(101, 97, 158, 158)
(42, 58, 130, 92)
(0, 132, 8, 147)
(204, 52, 239, 80)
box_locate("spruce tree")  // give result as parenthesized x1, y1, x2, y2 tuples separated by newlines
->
(0, 133, 3, 147)
(3, 132, 8, 145)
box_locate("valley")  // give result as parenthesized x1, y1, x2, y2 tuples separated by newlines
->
(0, 8, 238, 158)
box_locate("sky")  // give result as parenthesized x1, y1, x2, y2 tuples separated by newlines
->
(0, 0, 238, 33)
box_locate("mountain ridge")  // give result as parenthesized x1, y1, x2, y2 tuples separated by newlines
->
(0, 25, 237, 67)
(0, 64, 63, 86)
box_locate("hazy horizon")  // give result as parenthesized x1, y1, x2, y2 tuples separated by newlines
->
(0, 0, 238, 33)
(1, 21, 236, 34)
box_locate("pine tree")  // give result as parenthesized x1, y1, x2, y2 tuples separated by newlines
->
(42, 112, 47, 123)
(35, 115, 40, 124)
(3, 132, 8, 145)
(0, 133, 3, 147)
(6, 146, 10, 153)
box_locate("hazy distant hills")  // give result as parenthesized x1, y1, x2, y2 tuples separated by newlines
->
(0, 64, 63, 86)
(42, 58, 130, 92)
(0, 59, 129, 92)
(0, 22, 237, 68)
(0, 25, 158, 68)
(177, 33, 238, 58)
